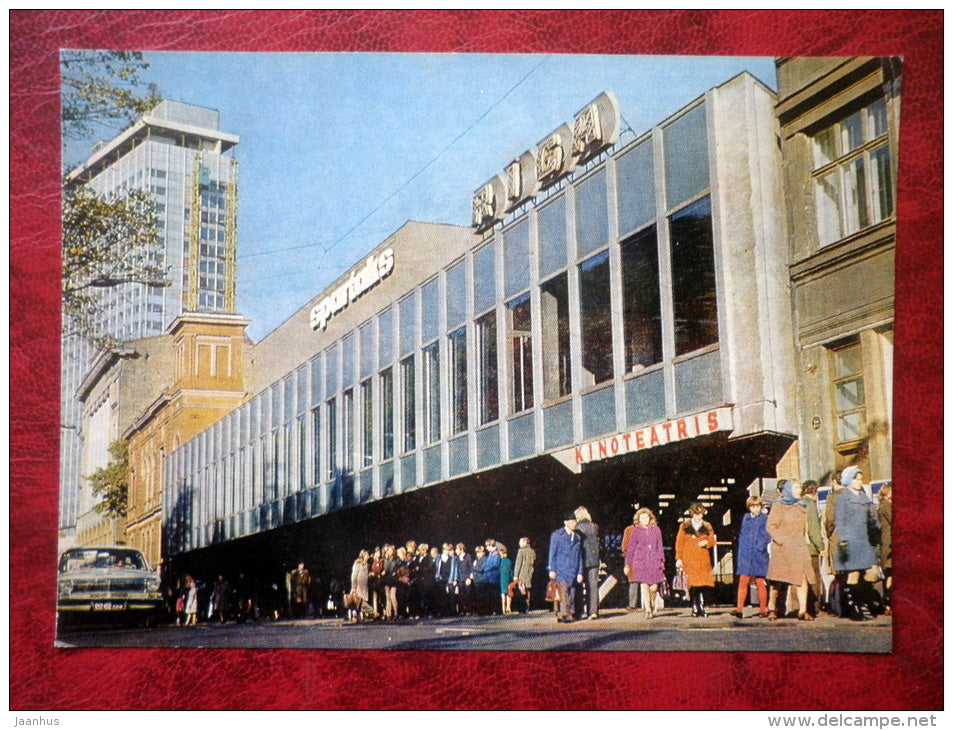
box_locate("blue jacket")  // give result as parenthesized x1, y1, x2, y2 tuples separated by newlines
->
(482, 549, 501, 585)
(736, 511, 770, 577)
(547, 527, 583, 583)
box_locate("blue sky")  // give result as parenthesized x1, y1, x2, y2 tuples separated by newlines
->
(67, 53, 777, 342)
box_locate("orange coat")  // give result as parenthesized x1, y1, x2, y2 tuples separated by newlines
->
(675, 520, 716, 588)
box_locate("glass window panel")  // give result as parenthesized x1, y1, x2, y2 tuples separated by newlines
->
(842, 109, 864, 153)
(380, 367, 394, 460)
(575, 169, 609, 258)
(401, 356, 416, 453)
(476, 310, 499, 425)
(540, 272, 572, 400)
(538, 195, 567, 278)
(378, 307, 394, 367)
(503, 219, 530, 299)
(325, 345, 339, 395)
(311, 407, 321, 487)
(813, 126, 840, 170)
(579, 251, 614, 386)
(399, 294, 417, 357)
(449, 326, 468, 434)
(616, 140, 655, 235)
(446, 261, 467, 328)
(310, 356, 323, 406)
(326, 397, 337, 480)
(422, 278, 440, 343)
(283, 377, 294, 423)
(473, 242, 497, 314)
(507, 293, 534, 413)
(837, 411, 866, 443)
(869, 98, 888, 139)
(423, 342, 441, 444)
(663, 103, 710, 208)
(669, 195, 719, 356)
(834, 345, 863, 378)
(361, 380, 373, 468)
(870, 144, 894, 222)
(835, 377, 865, 411)
(621, 225, 663, 370)
(342, 389, 354, 473)
(342, 335, 355, 387)
(360, 322, 375, 379)
(814, 169, 843, 247)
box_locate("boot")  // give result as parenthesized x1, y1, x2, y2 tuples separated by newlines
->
(858, 581, 885, 617)
(690, 588, 700, 617)
(842, 583, 871, 621)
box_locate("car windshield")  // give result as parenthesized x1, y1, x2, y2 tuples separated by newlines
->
(59, 548, 149, 573)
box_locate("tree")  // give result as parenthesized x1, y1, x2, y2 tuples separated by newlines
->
(60, 51, 167, 349)
(87, 439, 129, 519)
(61, 50, 161, 141)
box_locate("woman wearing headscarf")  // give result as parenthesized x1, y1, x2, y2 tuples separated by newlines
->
(834, 466, 881, 621)
(766, 480, 817, 621)
(675, 503, 716, 617)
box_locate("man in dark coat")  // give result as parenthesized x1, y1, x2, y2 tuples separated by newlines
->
(548, 512, 583, 623)
(574, 506, 601, 619)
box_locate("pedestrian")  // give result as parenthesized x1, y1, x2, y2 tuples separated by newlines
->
(675, 502, 717, 617)
(801, 481, 826, 616)
(434, 542, 456, 616)
(481, 540, 502, 615)
(766, 480, 817, 621)
(412, 543, 434, 618)
(369, 547, 385, 618)
(499, 545, 514, 614)
(732, 495, 770, 619)
(453, 543, 474, 615)
(350, 549, 370, 608)
(877, 484, 893, 615)
(513, 537, 536, 612)
(834, 466, 882, 621)
(574, 506, 601, 620)
(210, 575, 231, 624)
(291, 562, 311, 619)
(624, 507, 666, 619)
(184, 575, 199, 626)
(381, 544, 400, 620)
(823, 475, 847, 615)
(547, 511, 583, 624)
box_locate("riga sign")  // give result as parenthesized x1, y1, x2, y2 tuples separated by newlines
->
(472, 91, 621, 233)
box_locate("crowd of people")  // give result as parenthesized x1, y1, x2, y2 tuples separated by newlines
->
(344, 538, 539, 622)
(162, 466, 891, 627)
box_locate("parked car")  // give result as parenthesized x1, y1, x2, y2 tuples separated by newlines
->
(57, 546, 162, 627)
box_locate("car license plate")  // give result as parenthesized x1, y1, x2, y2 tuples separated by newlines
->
(92, 602, 124, 611)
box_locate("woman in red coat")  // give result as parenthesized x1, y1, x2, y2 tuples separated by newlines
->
(675, 503, 717, 617)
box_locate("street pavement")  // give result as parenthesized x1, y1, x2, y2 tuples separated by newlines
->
(56, 607, 892, 653)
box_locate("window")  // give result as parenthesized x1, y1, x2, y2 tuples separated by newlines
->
(503, 220, 530, 299)
(476, 311, 499, 425)
(400, 356, 416, 453)
(538, 195, 567, 278)
(616, 140, 655, 236)
(361, 379, 373, 468)
(473, 242, 497, 314)
(507, 293, 534, 413)
(813, 98, 894, 247)
(380, 367, 394, 460)
(449, 327, 468, 434)
(670, 195, 718, 356)
(663, 103, 709, 208)
(342, 389, 354, 473)
(832, 342, 866, 444)
(423, 342, 441, 444)
(540, 273, 571, 400)
(579, 251, 614, 386)
(326, 397, 337, 480)
(575, 169, 609, 258)
(621, 225, 662, 371)
(310, 407, 321, 486)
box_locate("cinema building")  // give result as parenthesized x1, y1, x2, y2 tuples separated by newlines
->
(155, 71, 810, 586)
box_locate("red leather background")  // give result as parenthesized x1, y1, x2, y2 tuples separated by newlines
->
(10, 10, 942, 711)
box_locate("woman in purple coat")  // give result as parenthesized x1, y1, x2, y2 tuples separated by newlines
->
(624, 508, 665, 618)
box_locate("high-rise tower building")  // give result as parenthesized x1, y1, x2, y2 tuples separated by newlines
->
(60, 100, 239, 548)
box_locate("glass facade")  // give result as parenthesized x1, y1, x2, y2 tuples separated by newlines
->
(164, 93, 739, 558)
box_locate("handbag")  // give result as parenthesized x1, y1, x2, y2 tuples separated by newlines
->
(544, 580, 559, 602)
(672, 570, 688, 593)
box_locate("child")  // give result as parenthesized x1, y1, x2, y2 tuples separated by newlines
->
(733, 495, 771, 618)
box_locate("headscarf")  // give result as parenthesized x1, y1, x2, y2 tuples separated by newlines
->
(840, 466, 862, 487)
(777, 479, 802, 505)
